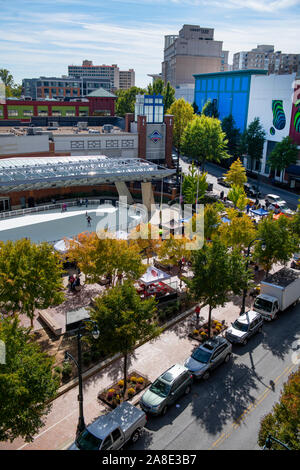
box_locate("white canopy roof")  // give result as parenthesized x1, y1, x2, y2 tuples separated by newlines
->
(139, 266, 171, 285)
(53, 238, 79, 253)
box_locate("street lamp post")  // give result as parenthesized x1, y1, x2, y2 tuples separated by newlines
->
(64, 319, 100, 437)
(263, 434, 291, 450)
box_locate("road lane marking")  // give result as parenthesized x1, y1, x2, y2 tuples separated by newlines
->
(209, 363, 296, 449)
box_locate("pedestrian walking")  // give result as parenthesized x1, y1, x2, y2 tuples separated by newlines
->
(85, 198, 88, 208)
(87, 215, 92, 227)
(195, 305, 201, 325)
(220, 190, 224, 201)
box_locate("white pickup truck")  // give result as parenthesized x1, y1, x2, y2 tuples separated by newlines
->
(253, 267, 300, 321)
(69, 401, 147, 450)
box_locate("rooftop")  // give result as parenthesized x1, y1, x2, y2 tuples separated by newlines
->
(193, 69, 269, 79)
(263, 267, 300, 287)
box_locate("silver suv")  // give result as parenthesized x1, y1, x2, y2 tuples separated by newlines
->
(140, 364, 193, 416)
(225, 310, 263, 345)
(184, 336, 232, 380)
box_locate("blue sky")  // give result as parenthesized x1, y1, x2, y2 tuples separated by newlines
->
(0, 0, 299, 88)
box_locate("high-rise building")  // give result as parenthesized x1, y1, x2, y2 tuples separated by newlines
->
(233, 45, 300, 75)
(162, 25, 229, 88)
(68, 61, 135, 90)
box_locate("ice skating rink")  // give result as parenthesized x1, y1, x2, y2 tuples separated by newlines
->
(0, 204, 143, 244)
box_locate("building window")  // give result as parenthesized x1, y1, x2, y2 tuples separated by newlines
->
(106, 140, 119, 148)
(88, 140, 101, 149)
(52, 111, 62, 116)
(23, 110, 33, 116)
(79, 110, 88, 116)
(71, 140, 84, 149)
(121, 140, 134, 148)
(66, 111, 75, 116)
(8, 109, 18, 116)
(38, 110, 48, 116)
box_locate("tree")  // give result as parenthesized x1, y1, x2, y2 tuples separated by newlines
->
(267, 136, 298, 181)
(182, 162, 208, 204)
(158, 234, 191, 287)
(167, 98, 194, 172)
(291, 201, 300, 238)
(254, 215, 298, 274)
(188, 240, 250, 338)
(0, 317, 59, 442)
(68, 231, 146, 286)
(203, 202, 223, 241)
(218, 208, 257, 250)
(227, 184, 248, 211)
(115, 86, 146, 117)
(147, 79, 175, 112)
(258, 366, 300, 450)
(224, 158, 247, 187)
(192, 101, 200, 115)
(202, 99, 219, 118)
(129, 223, 161, 263)
(0, 239, 64, 328)
(89, 282, 160, 397)
(221, 114, 241, 160)
(181, 115, 229, 172)
(0, 69, 13, 87)
(239, 117, 266, 171)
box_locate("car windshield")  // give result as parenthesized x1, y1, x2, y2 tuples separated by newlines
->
(150, 379, 171, 398)
(76, 429, 102, 450)
(254, 297, 273, 313)
(191, 347, 212, 364)
(232, 320, 249, 332)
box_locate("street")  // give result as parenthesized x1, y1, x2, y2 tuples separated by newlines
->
(131, 302, 300, 450)
(178, 157, 300, 210)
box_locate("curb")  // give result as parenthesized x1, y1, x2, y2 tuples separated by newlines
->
(53, 303, 197, 401)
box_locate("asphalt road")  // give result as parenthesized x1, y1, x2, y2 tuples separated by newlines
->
(178, 157, 300, 210)
(131, 302, 300, 451)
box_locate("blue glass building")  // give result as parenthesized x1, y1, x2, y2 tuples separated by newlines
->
(193, 70, 267, 132)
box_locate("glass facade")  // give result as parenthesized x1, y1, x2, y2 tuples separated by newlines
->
(134, 94, 164, 123)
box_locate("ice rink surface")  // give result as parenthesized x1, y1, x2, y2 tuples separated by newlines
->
(0, 204, 142, 244)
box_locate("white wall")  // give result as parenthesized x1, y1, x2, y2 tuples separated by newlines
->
(247, 73, 295, 176)
(0, 135, 49, 156)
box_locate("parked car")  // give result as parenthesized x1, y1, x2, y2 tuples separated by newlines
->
(265, 194, 281, 205)
(140, 364, 193, 416)
(184, 336, 232, 380)
(217, 177, 230, 188)
(68, 402, 147, 450)
(225, 310, 263, 345)
(244, 183, 261, 198)
(268, 200, 294, 215)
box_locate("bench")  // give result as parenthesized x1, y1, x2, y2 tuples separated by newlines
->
(38, 311, 62, 336)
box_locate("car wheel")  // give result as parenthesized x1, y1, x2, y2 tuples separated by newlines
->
(202, 371, 210, 380)
(184, 385, 191, 395)
(131, 429, 141, 444)
(161, 406, 168, 416)
(224, 353, 231, 363)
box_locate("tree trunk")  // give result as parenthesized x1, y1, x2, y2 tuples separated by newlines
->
(123, 353, 128, 398)
(208, 305, 212, 339)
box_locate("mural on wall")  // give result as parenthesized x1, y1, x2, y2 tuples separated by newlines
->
(272, 100, 286, 131)
(294, 99, 300, 133)
(149, 130, 162, 143)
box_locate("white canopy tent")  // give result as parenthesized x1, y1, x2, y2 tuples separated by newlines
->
(53, 238, 79, 254)
(139, 266, 171, 286)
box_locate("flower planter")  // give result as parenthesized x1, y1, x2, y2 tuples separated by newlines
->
(189, 320, 227, 342)
(98, 371, 151, 409)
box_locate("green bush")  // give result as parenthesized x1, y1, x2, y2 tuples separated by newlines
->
(62, 362, 72, 378)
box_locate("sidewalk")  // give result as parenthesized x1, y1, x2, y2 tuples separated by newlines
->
(0, 295, 252, 451)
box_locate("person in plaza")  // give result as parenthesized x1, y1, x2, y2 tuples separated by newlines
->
(220, 190, 224, 201)
(68, 274, 75, 291)
(246, 203, 250, 214)
(87, 215, 92, 227)
(85, 198, 88, 208)
(80, 198, 83, 206)
(195, 305, 201, 325)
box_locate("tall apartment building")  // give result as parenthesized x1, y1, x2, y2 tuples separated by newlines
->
(68, 60, 135, 90)
(162, 25, 229, 88)
(233, 45, 300, 75)
(22, 76, 112, 100)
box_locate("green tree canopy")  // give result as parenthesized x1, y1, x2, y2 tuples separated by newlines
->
(267, 136, 298, 181)
(167, 98, 194, 161)
(0, 239, 64, 328)
(258, 366, 300, 450)
(188, 240, 250, 337)
(227, 184, 248, 211)
(0, 317, 58, 442)
(0, 69, 22, 98)
(254, 215, 298, 274)
(89, 281, 160, 396)
(239, 117, 266, 171)
(147, 79, 175, 112)
(225, 158, 247, 187)
(181, 114, 229, 172)
(218, 208, 257, 250)
(182, 162, 208, 204)
(221, 114, 241, 159)
(115, 86, 146, 117)
(201, 99, 219, 118)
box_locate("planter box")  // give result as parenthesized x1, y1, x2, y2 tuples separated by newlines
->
(98, 371, 151, 409)
(189, 320, 227, 343)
